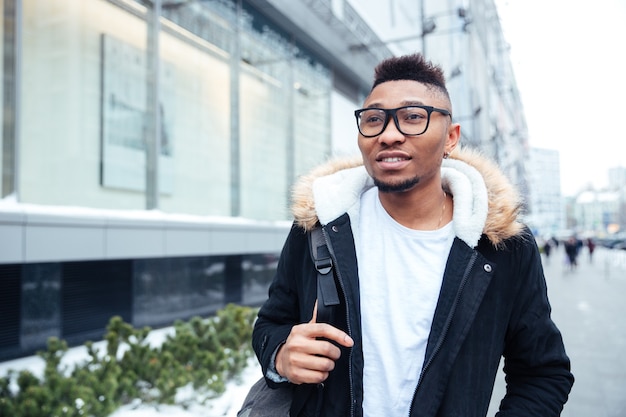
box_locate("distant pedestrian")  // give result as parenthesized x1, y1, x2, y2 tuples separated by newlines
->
(576, 238, 584, 256)
(543, 239, 553, 264)
(587, 238, 596, 263)
(564, 236, 579, 271)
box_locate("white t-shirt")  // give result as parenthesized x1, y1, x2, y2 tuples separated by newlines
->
(357, 187, 454, 416)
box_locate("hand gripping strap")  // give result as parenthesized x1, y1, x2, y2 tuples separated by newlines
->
(309, 227, 340, 324)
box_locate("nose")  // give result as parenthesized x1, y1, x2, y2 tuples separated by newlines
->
(378, 117, 406, 145)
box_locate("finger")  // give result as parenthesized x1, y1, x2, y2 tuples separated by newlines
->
(280, 344, 338, 384)
(285, 366, 331, 385)
(292, 350, 337, 373)
(309, 300, 318, 324)
(294, 322, 354, 349)
(288, 356, 336, 384)
(287, 332, 342, 360)
(277, 337, 337, 384)
(307, 301, 353, 347)
(313, 324, 354, 348)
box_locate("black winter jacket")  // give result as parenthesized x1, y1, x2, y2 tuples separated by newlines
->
(253, 149, 574, 417)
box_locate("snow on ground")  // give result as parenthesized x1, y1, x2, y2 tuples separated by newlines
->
(0, 326, 263, 417)
(109, 360, 261, 417)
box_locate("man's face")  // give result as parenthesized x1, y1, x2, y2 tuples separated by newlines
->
(357, 79, 459, 193)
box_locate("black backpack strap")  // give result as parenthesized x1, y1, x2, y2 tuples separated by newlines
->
(308, 226, 340, 324)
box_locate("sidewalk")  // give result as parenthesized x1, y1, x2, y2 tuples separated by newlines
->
(489, 247, 626, 417)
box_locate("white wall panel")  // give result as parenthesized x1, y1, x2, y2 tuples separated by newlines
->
(0, 205, 290, 264)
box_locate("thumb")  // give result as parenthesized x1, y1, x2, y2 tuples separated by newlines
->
(309, 300, 318, 324)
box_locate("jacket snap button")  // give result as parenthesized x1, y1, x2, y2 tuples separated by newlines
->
(332, 225, 339, 232)
(483, 264, 492, 273)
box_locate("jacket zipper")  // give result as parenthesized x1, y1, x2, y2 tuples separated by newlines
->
(408, 251, 478, 416)
(322, 226, 356, 417)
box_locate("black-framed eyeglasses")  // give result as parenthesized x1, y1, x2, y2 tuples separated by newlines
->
(354, 105, 452, 138)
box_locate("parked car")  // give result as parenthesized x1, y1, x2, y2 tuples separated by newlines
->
(597, 234, 626, 250)
(613, 239, 626, 250)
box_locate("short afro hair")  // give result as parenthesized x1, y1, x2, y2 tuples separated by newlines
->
(371, 53, 449, 99)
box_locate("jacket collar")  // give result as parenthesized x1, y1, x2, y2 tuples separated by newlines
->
(291, 147, 523, 248)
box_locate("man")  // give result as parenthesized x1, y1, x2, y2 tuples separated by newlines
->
(252, 53, 573, 416)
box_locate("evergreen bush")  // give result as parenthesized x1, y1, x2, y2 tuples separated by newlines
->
(0, 303, 257, 417)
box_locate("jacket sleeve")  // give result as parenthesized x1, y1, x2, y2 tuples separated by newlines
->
(251, 223, 315, 388)
(497, 233, 574, 416)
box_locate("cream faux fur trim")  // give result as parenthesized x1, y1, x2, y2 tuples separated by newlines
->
(448, 147, 524, 246)
(440, 158, 488, 247)
(291, 155, 363, 231)
(290, 147, 523, 248)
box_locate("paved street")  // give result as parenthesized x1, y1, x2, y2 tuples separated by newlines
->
(488, 246, 626, 417)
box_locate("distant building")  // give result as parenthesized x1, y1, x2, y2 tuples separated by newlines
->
(608, 166, 626, 191)
(525, 147, 563, 236)
(572, 190, 621, 234)
(565, 165, 626, 235)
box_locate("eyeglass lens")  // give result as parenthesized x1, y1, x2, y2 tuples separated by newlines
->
(356, 106, 431, 137)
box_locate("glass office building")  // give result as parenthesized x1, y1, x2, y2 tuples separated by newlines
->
(0, 0, 528, 360)
(5, 0, 334, 218)
(0, 0, 372, 360)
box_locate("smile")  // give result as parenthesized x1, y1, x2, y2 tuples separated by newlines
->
(379, 157, 410, 162)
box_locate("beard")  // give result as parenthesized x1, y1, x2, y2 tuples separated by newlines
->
(373, 176, 420, 193)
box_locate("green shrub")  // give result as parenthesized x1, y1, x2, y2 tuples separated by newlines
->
(0, 304, 257, 417)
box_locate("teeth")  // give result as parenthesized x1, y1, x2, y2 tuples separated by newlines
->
(382, 157, 405, 162)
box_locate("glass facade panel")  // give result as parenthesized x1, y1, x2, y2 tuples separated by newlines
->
(21, 263, 61, 351)
(21, 0, 149, 209)
(235, 4, 332, 220)
(133, 256, 226, 328)
(239, 63, 290, 220)
(241, 253, 278, 306)
(293, 62, 332, 180)
(0, 264, 20, 359)
(20, 0, 233, 215)
(155, 27, 231, 216)
(17, 0, 332, 220)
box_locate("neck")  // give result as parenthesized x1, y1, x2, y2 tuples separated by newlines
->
(378, 184, 450, 230)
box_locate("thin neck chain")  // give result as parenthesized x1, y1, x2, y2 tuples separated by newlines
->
(436, 190, 446, 229)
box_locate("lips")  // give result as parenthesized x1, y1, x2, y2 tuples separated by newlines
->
(375, 151, 411, 162)
(375, 151, 411, 170)
(380, 156, 409, 163)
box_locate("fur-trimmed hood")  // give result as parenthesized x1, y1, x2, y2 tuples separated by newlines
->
(291, 147, 523, 248)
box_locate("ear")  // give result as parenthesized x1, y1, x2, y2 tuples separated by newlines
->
(445, 122, 461, 154)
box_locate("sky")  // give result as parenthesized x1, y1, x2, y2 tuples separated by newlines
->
(494, 0, 626, 196)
